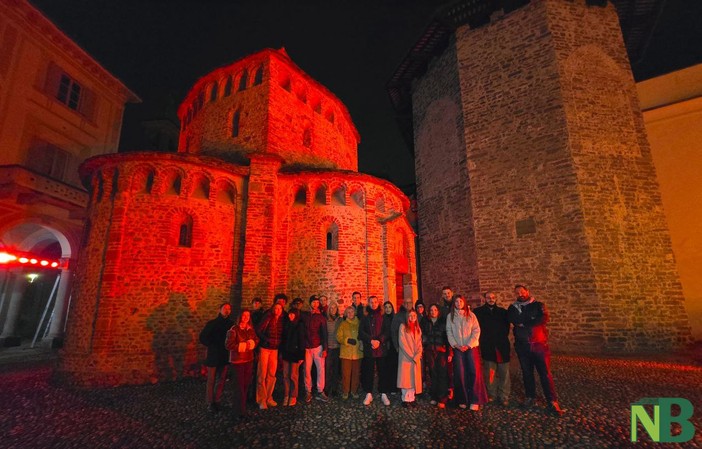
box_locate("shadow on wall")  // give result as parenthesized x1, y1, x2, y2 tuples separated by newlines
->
(146, 293, 194, 382)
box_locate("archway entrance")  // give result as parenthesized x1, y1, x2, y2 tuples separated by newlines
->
(0, 223, 73, 347)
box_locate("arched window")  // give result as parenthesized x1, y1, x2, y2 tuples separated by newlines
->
(294, 187, 306, 206)
(254, 65, 263, 85)
(238, 69, 248, 92)
(144, 171, 155, 194)
(193, 178, 210, 200)
(332, 186, 346, 206)
(351, 189, 364, 208)
(314, 185, 327, 205)
(198, 91, 205, 109)
(167, 175, 182, 195)
(232, 110, 240, 137)
(217, 185, 235, 204)
(210, 82, 218, 102)
(326, 223, 339, 251)
(326, 111, 335, 123)
(178, 216, 193, 247)
(303, 127, 312, 148)
(224, 76, 232, 97)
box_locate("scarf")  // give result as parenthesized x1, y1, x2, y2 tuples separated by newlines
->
(512, 296, 535, 313)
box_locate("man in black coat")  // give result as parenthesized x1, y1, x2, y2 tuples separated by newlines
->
(199, 303, 233, 412)
(507, 284, 564, 416)
(474, 291, 511, 406)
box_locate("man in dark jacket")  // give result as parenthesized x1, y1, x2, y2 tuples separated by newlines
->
(199, 303, 233, 412)
(359, 295, 391, 406)
(474, 291, 511, 406)
(507, 284, 564, 415)
(301, 295, 329, 402)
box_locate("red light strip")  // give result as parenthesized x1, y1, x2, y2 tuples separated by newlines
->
(0, 251, 61, 268)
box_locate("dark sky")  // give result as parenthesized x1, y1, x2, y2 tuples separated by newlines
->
(30, 0, 702, 189)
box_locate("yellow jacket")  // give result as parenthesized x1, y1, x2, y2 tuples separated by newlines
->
(336, 317, 363, 360)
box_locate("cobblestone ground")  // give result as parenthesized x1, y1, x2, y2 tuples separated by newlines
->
(1, 356, 700, 449)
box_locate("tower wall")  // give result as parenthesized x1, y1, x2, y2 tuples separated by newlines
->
(412, 39, 479, 304)
(61, 154, 245, 385)
(413, 0, 691, 351)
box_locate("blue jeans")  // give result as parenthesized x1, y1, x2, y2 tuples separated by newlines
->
(453, 347, 476, 406)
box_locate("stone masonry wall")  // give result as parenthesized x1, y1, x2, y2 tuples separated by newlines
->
(274, 173, 417, 311)
(548, 0, 691, 349)
(61, 154, 245, 386)
(267, 54, 358, 171)
(452, 1, 602, 350)
(412, 39, 480, 305)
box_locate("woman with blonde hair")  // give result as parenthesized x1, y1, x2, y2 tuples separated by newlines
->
(324, 301, 342, 397)
(336, 306, 363, 399)
(397, 308, 423, 407)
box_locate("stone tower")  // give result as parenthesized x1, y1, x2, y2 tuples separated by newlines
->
(396, 0, 691, 351)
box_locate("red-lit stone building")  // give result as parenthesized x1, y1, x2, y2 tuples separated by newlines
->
(61, 49, 418, 385)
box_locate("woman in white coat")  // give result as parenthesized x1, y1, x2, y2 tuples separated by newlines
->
(397, 309, 423, 407)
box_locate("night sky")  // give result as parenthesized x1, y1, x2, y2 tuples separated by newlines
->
(30, 0, 702, 189)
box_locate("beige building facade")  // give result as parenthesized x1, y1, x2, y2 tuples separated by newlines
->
(638, 64, 702, 340)
(0, 0, 138, 347)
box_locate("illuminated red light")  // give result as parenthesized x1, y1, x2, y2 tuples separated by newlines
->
(1, 251, 60, 268)
(0, 252, 18, 264)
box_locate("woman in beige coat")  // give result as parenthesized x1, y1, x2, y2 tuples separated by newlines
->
(397, 309, 422, 407)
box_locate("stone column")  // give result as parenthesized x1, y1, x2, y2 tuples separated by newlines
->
(45, 259, 73, 348)
(0, 270, 28, 346)
(241, 154, 282, 307)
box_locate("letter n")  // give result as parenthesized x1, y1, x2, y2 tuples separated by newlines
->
(631, 403, 660, 442)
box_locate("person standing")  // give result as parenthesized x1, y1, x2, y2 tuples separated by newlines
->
(507, 284, 564, 415)
(198, 303, 233, 413)
(397, 309, 423, 407)
(474, 291, 511, 406)
(421, 303, 452, 409)
(324, 301, 342, 398)
(440, 286, 455, 399)
(337, 306, 363, 399)
(392, 297, 414, 352)
(249, 297, 264, 402)
(255, 302, 284, 409)
(381, 301, 399, 396)
(446, 295, 485, 411)
(251, 297, 264, 328)
(280, 308, 305, 407)
(302, 295, 329, 402)
(225, 309, 258, 417)
(359, 295, 391, 406)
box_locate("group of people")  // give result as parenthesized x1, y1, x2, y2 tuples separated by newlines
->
(198, 284, 564, 418)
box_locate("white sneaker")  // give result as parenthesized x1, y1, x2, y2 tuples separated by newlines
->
(363, 393, 373, 406)
(381, 393, 390, 406)
(469, 404, 480, 411)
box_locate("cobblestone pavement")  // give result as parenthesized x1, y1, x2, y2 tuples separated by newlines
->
(1, 355, 700, 449)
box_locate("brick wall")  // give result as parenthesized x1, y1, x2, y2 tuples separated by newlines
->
(61, 153, 246, 385)
(412, 0, 690, 351)
(412, 39, 479, 305)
